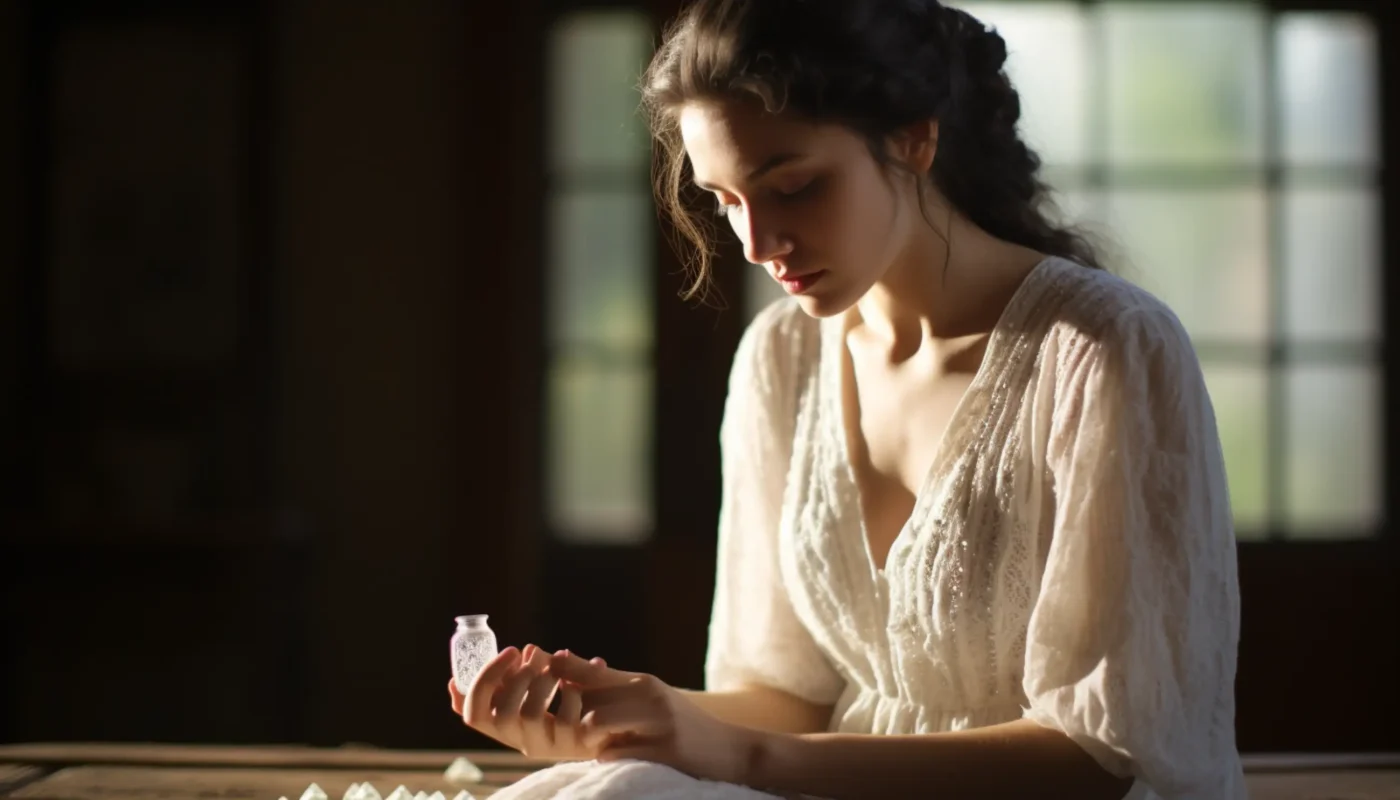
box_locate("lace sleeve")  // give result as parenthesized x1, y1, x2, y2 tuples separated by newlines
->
(703, 300, 845, 705)
(1022, 307, 1245, 798)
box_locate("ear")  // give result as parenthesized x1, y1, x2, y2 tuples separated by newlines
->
(887, 119, 939, 174)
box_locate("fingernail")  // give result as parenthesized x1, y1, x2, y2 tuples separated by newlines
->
(502, 646, 519, 656)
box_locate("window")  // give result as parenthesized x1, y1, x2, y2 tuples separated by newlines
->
(544, 11, 655, 543)
(743, 2, 1382, 540)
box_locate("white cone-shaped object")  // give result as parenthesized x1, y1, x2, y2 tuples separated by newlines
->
(443, 757, 484, 786)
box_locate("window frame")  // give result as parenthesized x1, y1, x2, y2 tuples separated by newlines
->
(538, 2, 661, 546)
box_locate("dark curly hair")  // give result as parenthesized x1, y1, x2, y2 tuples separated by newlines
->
(640, 0, 1103, 298)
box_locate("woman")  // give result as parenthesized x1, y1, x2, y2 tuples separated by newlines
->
(449, 1, 1245, 797)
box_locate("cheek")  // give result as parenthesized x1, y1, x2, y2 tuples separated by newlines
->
(827, 173, 899, 260)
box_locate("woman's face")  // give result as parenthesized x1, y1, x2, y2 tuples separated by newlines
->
(680, 99, 926, 318)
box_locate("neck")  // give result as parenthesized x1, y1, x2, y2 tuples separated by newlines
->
(850, 210, 1044, 360)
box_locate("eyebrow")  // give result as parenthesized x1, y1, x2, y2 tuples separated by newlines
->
(693, 152, 806, 192)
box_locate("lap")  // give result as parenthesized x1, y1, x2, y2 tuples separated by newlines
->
(490, 759, 786, 800)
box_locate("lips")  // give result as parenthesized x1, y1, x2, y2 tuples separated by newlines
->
(775, 269, 826, 294)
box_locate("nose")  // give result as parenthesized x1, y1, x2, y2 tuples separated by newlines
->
(736, 207, 793, 266)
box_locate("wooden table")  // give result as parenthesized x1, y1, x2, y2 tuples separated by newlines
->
(0, 743, 554, 799)
(1, 743, 1399, 799)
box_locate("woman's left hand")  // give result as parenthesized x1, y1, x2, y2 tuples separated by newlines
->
(549, 652, 763, 786)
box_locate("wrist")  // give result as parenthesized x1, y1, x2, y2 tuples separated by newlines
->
(739, 727, 798, 791)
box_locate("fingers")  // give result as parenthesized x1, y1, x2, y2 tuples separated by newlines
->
(556, 682, 583, 727)
(494, 645, 546, 724)
(519, 664, 559, 721)
(549, 650, 628, 687)
(578, 679, 653, 709)
(580, 701, 669, 742)
(466, 646, 521, 727)
(517, 654, 560, 757)
(456, 643, 616, 760)
(448, 677, 465, 715)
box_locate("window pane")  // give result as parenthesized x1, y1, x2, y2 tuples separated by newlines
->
(1281, 186, 1380, 343)
(1277, 13, 1379, 167)
(549, 189, 653, 351)
(957, 2, 1089, 167)
(548, 358, 653, 542)
(1104, 3, 1266, 166)
(1282, 365, 1381, 536)
(1100, 188, 1268, 342)
(548, 12, 652, 171)
(1043, 185, 1099, 232)
(1202, 365, 1268, 537)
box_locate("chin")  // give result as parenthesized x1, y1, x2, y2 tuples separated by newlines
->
(792, 290, 857, 320)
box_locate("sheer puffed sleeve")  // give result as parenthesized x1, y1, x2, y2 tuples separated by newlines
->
(1022, 307, 1245, 798)
(704, 300, 845, 705)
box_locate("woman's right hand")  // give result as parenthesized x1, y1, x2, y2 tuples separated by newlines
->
(447, 643, 604, 760)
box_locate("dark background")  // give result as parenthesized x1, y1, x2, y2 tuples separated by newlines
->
(1, 0, 1396, 756)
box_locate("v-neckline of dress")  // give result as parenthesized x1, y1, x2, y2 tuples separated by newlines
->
(822, 256, 1056, 581)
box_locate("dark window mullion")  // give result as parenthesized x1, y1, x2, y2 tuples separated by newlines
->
(1193, 340, 1380, 365)
(1092, 164, 1369, 189)
(1262, 5, 1288, 539)
(546, 341, 652, 368)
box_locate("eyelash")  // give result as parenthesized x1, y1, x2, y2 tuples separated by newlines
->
(714, 178, 820, 217)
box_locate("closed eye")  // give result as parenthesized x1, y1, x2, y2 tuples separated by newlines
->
(712, 176, 819, 218)
(774, 177, 820, 202)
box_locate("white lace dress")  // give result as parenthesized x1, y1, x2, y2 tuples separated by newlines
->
(497, 257, 1246, 800)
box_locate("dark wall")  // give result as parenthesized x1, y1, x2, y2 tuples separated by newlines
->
(1, 0, 25, 512)
(1, 0, 544, 748)
(276, 0, 478, 746)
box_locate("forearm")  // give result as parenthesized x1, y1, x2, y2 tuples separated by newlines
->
(680, 686, 832, 734)
(747, 718, 1135, 800)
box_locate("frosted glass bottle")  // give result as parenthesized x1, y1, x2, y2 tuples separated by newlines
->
(450, 614, 498, 693)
